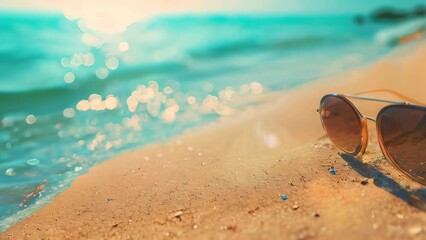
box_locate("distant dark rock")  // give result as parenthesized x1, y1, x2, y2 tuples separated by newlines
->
(370, 5, 426, 23)
(413, 5, 426, 17)
(371, 7, 409, 22)
(354, 15, 365, 26)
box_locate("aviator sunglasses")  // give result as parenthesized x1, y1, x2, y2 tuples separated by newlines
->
(318, 90, 426, 185)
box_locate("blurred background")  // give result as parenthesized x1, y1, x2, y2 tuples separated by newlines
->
(1, 0, 426, 232)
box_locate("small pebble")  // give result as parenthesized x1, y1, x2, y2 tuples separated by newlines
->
(330, 166, 336, 175)
(225, 225, 237, 232)
(281, 195, 288, 201)
(292, 203, 299, 210)
(169, 210, 184, 220)
(361, 179, 369, 185)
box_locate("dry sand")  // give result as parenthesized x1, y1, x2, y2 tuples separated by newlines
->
(2, 43, 426, 239)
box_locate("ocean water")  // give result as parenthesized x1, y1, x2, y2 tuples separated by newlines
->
(0, 12, 424, 231)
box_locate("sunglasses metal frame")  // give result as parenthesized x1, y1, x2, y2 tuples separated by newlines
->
(318, 90, 426, 185)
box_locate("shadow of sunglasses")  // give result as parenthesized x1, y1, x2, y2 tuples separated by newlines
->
(340, 153, 426, 211)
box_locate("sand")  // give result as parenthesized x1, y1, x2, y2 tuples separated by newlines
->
(2, 43, 426, 239)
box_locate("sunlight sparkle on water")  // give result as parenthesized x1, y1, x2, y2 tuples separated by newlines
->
(25, 115, 37, 125)
(77, 19, 89, 32)
(203, 83, 214, 92)
(163, 86, 174, 95)
(119, 41, 129, 52)
(65, 53, 95, 68)
(63, 108, 76, 118)
(250, 82, 263, 95)
(240, 84, 250, 94)
(71, 54, 84, 67)
(5, 168, 16, 177)
(200, 95, 219, 114)
(76, 94, 119, 111)
(106, 57, 119, 70)
(64, 72, 75, 84)
(96, 68, 109, 79)
(82, 33, 103, 48)
(61, 57, 71, 67)
(2, 118, 13, 127)
(62, 2, 143, 33)
(123, 115, 142, 131)
(104, 95, 120, 110)
(219, 88, 235, 102)
(187, 96, 197, 105)
(87, 133, 106, 151)
(76, 100, 90, 111)
(27, 159, 40, 166)
(162, 105, 179, 123)
(83, 53, 95, 66)
(123, 81, 264, 122)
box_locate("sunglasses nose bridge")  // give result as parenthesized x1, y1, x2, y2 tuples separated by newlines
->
(363, 115, 377, 122)
(357, 115, 380, 158)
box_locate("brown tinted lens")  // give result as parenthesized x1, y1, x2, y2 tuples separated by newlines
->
(321, 96, 363, 154)
(378, 106, 426, 185)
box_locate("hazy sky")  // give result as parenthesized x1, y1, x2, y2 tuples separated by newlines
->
(2, 0, 424, 33)
(1, 0, 424, 14)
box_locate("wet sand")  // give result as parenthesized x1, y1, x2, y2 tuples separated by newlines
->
(2, 43, 426, 239)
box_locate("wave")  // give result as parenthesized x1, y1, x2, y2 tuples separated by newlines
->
(0, 61, 187, 115)
(375, 18, 426, 45)
(188, 36, 330, 59)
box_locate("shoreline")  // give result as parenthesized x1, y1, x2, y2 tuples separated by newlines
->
(2, 42, 426, 239)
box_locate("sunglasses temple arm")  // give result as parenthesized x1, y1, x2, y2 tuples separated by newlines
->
(351, 89, 426, 106)
(343, 95, 407, 104)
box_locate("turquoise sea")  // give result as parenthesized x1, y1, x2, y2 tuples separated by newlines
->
(0, 12, 425, 231)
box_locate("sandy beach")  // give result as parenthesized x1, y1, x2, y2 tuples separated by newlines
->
(2, 42, 426, 239)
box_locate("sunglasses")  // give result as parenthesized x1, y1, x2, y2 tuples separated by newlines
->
(318, 90, 426, 185)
